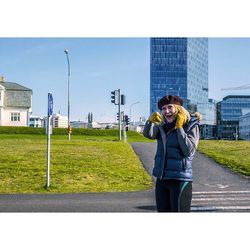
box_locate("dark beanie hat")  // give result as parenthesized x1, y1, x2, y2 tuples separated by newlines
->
(157, 95, 184, 109)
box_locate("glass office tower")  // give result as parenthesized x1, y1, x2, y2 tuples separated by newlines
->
(217, 95, 250, 139)
(150, 38, 208, 115)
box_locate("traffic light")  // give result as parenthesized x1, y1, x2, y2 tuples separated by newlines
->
(111, 91, 116, 104)
(116, 112, 120, 121)
(124, 115, 130, 125)
(121, 94, 125, 105)
(111, 90, 118, 105)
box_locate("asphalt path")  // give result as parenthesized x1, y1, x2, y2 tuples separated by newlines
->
(0, 142, 249, 212)
(131, 142, 250, 212)
(131, 142, 250, 192)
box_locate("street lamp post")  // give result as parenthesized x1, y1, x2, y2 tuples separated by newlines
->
(64, 49, 71, 141)
(129, 101, 140, 130)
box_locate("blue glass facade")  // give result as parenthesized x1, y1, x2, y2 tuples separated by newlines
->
(239, 112, 250, 140)
(150, 38, 208, 114)
(217, 95, 250, 139)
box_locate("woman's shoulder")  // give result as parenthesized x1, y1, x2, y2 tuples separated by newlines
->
(184, 112, 202, 132)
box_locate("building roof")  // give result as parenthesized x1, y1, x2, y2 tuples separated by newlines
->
(0, 80, 32, 108)
(223, 95, 250, 101)
(0, 81, 32, 92)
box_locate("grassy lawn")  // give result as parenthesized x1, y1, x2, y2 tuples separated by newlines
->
(198, 140, 250, 176)
(69, 132, 153, 143)
(0, 134, 153, 194)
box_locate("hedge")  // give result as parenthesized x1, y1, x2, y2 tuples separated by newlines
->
(0, 126, 46, 134)
(0, 126, 141, 136)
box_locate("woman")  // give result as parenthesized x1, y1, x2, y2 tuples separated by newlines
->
(143, 95, 201, 212)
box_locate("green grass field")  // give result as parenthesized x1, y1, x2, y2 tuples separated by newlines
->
(0, 134, 153, 194)
(198, 140, 250, 176)
(2, 128, 249, 194)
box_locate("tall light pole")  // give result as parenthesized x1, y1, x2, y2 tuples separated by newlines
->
(129, 101, 140, 129)
(64, 49, 71, 141)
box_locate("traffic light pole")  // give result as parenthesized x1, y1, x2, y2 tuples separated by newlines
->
(118, 89, 121, 141)
(111, 88, 124, 141)
(122, 115, 127, 143)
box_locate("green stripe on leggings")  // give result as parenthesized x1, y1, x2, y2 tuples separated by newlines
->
(180, 181, 189, 194)
(178, 182, 190, 211)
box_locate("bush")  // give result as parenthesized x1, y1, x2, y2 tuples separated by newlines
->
(0, 126, 142, 137)
(0, 126, 45, 134)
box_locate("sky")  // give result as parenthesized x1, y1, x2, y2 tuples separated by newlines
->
(1, 0, 249, 248)
(1, 37, 250, 123)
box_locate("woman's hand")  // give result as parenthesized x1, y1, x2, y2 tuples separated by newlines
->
(175, 106, 190, 129)
(149, 112, 163, 124)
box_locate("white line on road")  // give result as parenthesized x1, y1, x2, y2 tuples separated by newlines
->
(193, 190, 250, 195)
(192, 197, 250, 201)
(191, 206, 250, 211)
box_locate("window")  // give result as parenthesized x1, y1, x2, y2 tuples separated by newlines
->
(11, 112, 20, 122)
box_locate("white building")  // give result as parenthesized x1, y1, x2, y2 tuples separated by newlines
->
(239, 112, 250, 140)
(130, 120, 145, 133)
(0, 76, 32, 126)
(29, 115, 43, 127)
(51, 113, 68, 128)
(43, 114, 68, 128)
(71, 120, 88, 128)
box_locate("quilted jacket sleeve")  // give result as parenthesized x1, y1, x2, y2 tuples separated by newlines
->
(143, 120, 160, 140)
(176, 125, 200, 157)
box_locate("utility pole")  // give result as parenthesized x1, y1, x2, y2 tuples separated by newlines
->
(64, 49, 71, 141)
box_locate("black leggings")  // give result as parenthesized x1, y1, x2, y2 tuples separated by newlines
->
(155, 178, 192, 212)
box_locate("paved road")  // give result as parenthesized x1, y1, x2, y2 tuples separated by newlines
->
(0, 142, 249, 212)
(131, 142, 250, 212)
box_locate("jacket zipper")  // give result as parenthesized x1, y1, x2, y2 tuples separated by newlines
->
(160, 128, 175, 179)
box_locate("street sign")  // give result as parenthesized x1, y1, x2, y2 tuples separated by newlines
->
(48, 93, 53, 116)
(46, 93, 53, 188)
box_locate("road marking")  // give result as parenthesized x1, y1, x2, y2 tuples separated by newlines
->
(191, 206, 250, 211)
(192, 190, 250, 212)
(192, 197, 250, 201)
(193, 190, 250, 195)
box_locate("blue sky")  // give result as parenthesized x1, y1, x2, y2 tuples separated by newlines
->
(0, 37, 250, 122)
(209, 38, 250, 99)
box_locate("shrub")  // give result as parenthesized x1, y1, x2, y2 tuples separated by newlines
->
(0, 126, 142, 137)
(0, 126, 45, 134)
